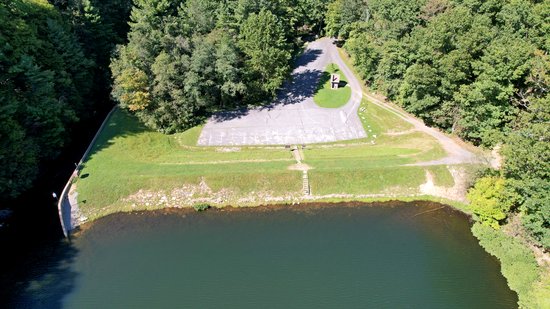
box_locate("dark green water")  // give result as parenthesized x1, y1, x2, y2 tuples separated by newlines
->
(7, 202, 517, 308)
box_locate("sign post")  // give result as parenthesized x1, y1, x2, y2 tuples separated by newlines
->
(331, 74, 340, 89)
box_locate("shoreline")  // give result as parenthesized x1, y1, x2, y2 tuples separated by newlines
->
(73, 198, 471, 236)
(70, 194, 471, 232)
(70, 197, 549, 308)
(60, 40, 546, 308)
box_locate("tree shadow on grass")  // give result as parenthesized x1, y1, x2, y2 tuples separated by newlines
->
(80, 109, 148, 164)
(314, 71, 332, 93)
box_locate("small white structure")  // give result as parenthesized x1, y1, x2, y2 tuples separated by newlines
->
(330, 74, 340, 89)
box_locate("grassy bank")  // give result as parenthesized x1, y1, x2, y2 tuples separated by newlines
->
(75, 94, 458, 222)
(75, 45, 473, 223)
(76, 110, 300, 221)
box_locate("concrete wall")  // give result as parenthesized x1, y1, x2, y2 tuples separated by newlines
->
(57, 107, 117, 237)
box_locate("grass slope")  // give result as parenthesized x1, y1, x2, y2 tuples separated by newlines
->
(75, 44, 465, 221)
(77, 110, 301, 221)
(77, 97, 453, 221)
(313, 63, 352, 108)
(305, 98, 447, 195)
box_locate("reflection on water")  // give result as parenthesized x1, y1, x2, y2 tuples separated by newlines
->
(5, 202, 518, 308)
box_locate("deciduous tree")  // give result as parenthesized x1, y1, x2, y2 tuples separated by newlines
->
(239, 9, 291, 96)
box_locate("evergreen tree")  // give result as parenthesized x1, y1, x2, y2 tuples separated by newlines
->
(239, 9, 291, 96)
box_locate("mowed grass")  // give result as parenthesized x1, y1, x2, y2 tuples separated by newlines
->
(305, 132, 449, 195)
(427, 166, 455, 187)
(76, 110, 302, 220)
(313, 63, 352, 108)
(76, 93, 454, 221)
(303, 96, 452, 195)
(357, 97, 413, 136)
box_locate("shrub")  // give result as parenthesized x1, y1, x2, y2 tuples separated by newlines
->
(467, 177, 518, 228)
(193, 204, 210, 212)
(471, 223, 545, 308)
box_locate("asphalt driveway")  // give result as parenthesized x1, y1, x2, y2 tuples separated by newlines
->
(198, 38, 366, 146)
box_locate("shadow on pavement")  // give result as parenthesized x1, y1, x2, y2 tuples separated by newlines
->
(294, 48, 322, 68)
(211, 108, 251, 123)
(208, 48, 324, 122)
(272, 69, 323, 106)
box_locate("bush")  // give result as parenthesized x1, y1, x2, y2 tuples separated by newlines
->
(467, 177, 517, 228)
(193, 204, 210, 212)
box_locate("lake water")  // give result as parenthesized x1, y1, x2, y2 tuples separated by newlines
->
(6, 202, 517, 308)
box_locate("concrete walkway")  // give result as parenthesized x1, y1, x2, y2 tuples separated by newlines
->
(198, 38, 366, 146)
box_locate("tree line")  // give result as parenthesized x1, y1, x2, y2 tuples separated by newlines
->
(0, 0, 131, 200)
(330, 0, 549, 250)
(0, 0, 330, 199)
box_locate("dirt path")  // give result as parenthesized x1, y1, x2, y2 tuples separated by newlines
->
(419, 168, 469, 202)
(363, 92, 481, 166)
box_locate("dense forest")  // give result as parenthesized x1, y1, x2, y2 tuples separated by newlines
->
(0, 0, 131, 200)
(328, 0, 549, 250)
(0, 0, 548, 251)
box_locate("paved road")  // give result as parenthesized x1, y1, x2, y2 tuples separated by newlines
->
(198, 38, 366, 146)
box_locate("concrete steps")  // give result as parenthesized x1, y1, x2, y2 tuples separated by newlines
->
(302, 170, 310, 195)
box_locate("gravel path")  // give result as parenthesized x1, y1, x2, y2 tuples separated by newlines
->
(198, 38, 366, 146)
(363, 92, 480, 165)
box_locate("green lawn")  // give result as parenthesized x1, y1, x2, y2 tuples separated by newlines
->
(427, 166, 455, 187)
(313, 63, 352, 108)
(304, 106, 449, 195)
(76, 96, 456, 221)
(77, 110, 303, 221)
